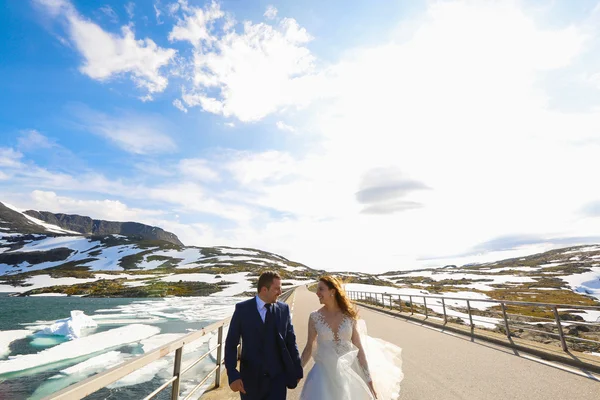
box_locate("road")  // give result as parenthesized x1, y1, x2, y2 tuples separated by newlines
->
(289, 285, 600, 400)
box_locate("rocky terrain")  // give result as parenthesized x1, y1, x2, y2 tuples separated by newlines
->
(2, 200, 600, 344)
(0, 202, 319, 297)
(344, 246, 600, 353)
(23, 209, 183, 246)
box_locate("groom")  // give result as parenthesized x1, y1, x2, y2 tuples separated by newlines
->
(225, 271, 303, 400)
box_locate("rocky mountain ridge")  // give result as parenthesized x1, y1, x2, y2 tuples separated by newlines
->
(23, 209, 184, 246)
(0, 201, 320, 297)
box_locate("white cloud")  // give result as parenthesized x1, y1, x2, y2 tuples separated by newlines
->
(28, 190, 166, 222)
(275, 121, 295, 133)
(588, 71, 600, 89)
(99, 5, 118, 23)
(172, 98, 188, 112)
(170, 3, 320, 122)
(36, 0, 176, 100)
(0, 148, 24, 168)
(168, 1, 224, 47)
(145, 182, 254, 222)
(224, 150, 298, 186)
(75, 107, 177, 155)
(125, 2, 135, 19)
(264, 5, 277, 20)
(178, 158, 220, 182)
(154, 2, 163, 25)
(0, 171, 9, 180)
(17, 130, 56, 151)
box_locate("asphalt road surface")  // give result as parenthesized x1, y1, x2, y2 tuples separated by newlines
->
(288, 285, 600, 400)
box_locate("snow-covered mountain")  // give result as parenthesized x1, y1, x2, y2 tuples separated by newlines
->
(0, 202, 319, 296)
(377, 245, 600, 303)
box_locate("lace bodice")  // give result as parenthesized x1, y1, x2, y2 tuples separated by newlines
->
(311, 310, 354, 354)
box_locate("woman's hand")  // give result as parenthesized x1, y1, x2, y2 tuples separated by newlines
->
(368, 381, 378, 399)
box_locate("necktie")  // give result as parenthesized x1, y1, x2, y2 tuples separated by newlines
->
(265, 303, 272, 325)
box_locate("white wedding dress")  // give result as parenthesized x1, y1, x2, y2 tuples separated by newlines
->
(300, 311, 403, 400)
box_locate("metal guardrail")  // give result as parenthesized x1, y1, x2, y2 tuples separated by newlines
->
(42, 288, 296, 400)
(347, 290, 600, 353)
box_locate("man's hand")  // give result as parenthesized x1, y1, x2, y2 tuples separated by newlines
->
(230, 379, 246, 394)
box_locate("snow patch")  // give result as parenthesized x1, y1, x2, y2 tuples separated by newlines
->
(217, 247, 260, 256)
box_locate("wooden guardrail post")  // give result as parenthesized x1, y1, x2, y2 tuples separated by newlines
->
(215, 325, 224, 388)
(466, 300, 474, 330)
(501, 303, 511, 339)
(553, 306, 568, 352)
(441, 298, 447, 324)
(171, 347, 183, 400)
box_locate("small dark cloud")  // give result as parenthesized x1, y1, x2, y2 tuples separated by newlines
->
(356, 181, 428, 204)
(356, 167, 429, 215)
(361, 201, 423, 215)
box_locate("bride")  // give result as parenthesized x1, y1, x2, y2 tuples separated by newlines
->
(299, 276, 404, 400)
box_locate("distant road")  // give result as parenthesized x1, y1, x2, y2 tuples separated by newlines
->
(289, 285, 600, 400)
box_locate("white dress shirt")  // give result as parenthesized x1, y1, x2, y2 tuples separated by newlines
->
(255, 295, 271, 323)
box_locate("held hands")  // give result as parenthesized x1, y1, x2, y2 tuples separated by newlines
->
(230, 379, 246, 394)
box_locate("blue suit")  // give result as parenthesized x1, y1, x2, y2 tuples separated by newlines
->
(225, 297, 303, 400)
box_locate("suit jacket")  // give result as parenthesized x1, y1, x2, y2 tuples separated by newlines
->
(225, 297, 303, 389)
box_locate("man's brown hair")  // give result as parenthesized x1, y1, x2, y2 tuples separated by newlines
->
(257, 270, 281, 293)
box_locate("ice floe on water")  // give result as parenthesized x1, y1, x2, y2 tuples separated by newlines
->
(0, 324, 160, 376)
(39, 310, 98, 340)
(0, 294, 248, 398)
(29, 351, 128, 400)
(0, 330, 31, 358)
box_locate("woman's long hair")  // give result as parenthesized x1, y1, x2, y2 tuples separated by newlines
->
(319, 275, 358, 320)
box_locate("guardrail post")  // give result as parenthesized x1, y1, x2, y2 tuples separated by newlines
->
(398, 295, 402, 312)
(553, 306, 568, 352)
(466, 300, 474, 329)
(171, 347, 183, 400)
(215, 325, 224, 388)
(441, 298, 447, 324)
(424, 297, 428, 318)
(501, 303, 511, 339)
(409, 296, 413, 314)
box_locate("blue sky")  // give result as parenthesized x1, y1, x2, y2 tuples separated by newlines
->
(2, 0, 600, 273)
